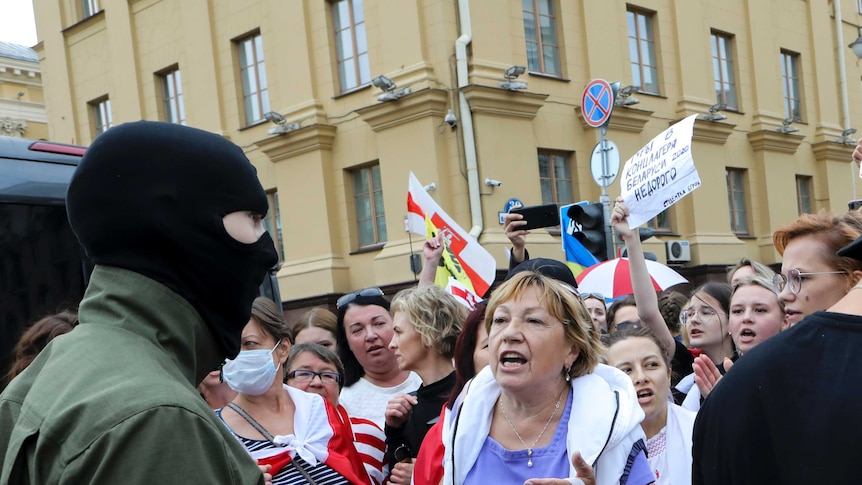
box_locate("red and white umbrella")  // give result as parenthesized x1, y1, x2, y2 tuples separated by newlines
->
(575, 257, 688, 298)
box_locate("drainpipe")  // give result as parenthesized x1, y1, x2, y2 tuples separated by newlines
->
(456, 0, 483, 238)
(835, 0, 857, 199)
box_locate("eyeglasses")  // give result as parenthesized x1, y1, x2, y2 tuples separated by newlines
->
(773, 268, 848, 295)
(579, 292, 606, 302)
(679, 306, 721, 326)
(336, 287, 384, 310)
(286, 370, 342, 384)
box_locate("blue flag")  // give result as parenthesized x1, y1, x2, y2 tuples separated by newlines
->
(560, 203, 600, 276)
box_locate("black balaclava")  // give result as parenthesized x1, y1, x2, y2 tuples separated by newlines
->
(67, 121, 278, 359)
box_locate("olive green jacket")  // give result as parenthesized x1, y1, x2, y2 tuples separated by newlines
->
(0, 266, 263, 484)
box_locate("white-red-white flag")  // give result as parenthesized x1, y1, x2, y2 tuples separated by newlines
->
(407, 172, 496, 301)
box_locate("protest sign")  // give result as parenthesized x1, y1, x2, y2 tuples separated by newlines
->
(620, 114, 701, 228)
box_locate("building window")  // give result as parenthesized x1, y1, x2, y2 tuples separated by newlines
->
(781, 50, 802, 121)
(264, 191, 284, 261)
(646, 210, 671, 232)
(711, 32, 737, 109)
(352, 164, 387, 247)
(522, 0, 561, 75)
(90, 97, 112, 136)
(627, 8, 659, 93)
(538, 150, 574, 205)
(82, 0, 100, 18)
(237, 33, 269, 126)
(332, 0, 370, 92)
(796, 175, 812, 215)
(726, 168, 749, 234)
(159, 67, 185, 125)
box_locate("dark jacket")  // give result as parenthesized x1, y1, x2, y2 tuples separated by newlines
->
(385, 371, 456, 467)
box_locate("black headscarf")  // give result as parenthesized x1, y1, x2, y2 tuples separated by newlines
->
(66, 121, 278, 358)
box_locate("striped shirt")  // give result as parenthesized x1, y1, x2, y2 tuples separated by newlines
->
(237, 435, 348, 485)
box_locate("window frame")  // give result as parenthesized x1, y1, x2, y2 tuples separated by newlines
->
(236, 32, 269, 126)
(90, 97, 112, 137)
(522, 0, 562, 76)
(711, 31, 737, 110)
(726, 168, 749, 235)
(780, 50, 803, 122)
(351, 163, 387, 248)
(627, 7, 660, 94)
(796, 175, 813, 215)
(332, 0, 370, 93)
(645, 209, 672, 233)
(264, 190, 284, 261)
(537, 149, 574, 206)
(158, 66, 186, 125)
(81, 0, 100, 19)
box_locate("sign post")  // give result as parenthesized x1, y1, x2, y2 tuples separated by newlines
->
(581, 79, 616, 260)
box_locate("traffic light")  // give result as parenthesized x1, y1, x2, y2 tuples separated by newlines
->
(567, 203, 608, 261)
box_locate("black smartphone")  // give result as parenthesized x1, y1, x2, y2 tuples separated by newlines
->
(509, 203, 559, 230)
(850, 199, 862, 211)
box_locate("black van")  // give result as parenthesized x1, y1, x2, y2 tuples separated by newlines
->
(0, 136, 281, 384)
(0, 137, 88, 382)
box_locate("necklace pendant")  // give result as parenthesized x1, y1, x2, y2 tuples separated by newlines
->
(527, 449, 533, 467)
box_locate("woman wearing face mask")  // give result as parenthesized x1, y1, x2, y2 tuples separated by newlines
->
(772, 211, 862, 326)
(218, 297, 371, 485)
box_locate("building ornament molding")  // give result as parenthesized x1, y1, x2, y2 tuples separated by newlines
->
(0, 117, 27, 137)
(460, 84, 547, 119)
(356, 87, 449, 132)
(746, 129, 804, 154)
(254, 123, 337, 162)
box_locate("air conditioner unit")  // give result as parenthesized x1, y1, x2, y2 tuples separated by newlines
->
(665, 240, 691, 263)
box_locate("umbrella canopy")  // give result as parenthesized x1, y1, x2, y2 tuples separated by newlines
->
(575, 257, 688, 298)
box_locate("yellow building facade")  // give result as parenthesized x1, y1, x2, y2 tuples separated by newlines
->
(32, 0, 862, 309)
(0, 42, 47, 141)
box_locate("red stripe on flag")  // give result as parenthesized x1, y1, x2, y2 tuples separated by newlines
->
(407, 192, 425, 218)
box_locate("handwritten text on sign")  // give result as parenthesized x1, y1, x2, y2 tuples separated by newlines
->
(621, 114, 701, 228)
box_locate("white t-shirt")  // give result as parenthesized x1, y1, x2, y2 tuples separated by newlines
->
(339, 372, 423, 429)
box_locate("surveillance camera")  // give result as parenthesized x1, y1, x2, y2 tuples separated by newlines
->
(444, 109, 457, 128)
(484, 178, 502, 187)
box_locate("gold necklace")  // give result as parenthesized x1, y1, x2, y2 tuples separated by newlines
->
(499, 388, 565, 468)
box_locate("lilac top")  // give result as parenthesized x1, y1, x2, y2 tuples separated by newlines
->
(465, 391, 573, 483)
(463, 390, 655, 485)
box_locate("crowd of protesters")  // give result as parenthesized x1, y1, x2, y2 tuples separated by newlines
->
(3, 121, 862, 484)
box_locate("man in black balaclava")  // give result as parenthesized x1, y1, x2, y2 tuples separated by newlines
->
(0, 121, 275, 483)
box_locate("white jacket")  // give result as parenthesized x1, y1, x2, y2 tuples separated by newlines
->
(441, 364, 647, 485)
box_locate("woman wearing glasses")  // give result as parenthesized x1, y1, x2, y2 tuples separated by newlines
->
(217, 298, 370, 484)
(336, 288, 422, 429)
(772, 211, 862, 326)
(285, 343, 386, 485)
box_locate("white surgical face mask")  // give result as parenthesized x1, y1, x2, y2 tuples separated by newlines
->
(222, 340, 281, 396)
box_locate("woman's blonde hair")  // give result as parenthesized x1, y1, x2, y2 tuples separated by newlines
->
(731, 275, 785, 314)
(485, 271, 605, 379)
(390, 285, 466, 359)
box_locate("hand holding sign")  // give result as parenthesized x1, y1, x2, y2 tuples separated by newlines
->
(620, 114, 701, 228)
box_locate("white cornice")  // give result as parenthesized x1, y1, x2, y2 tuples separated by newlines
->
(0, 99, 47, 123)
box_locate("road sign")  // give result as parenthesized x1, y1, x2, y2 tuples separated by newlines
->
(590, 140, 620, 187)
(581, 79, 614, 128)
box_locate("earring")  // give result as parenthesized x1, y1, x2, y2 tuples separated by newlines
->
(565, 362, 573, 382)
